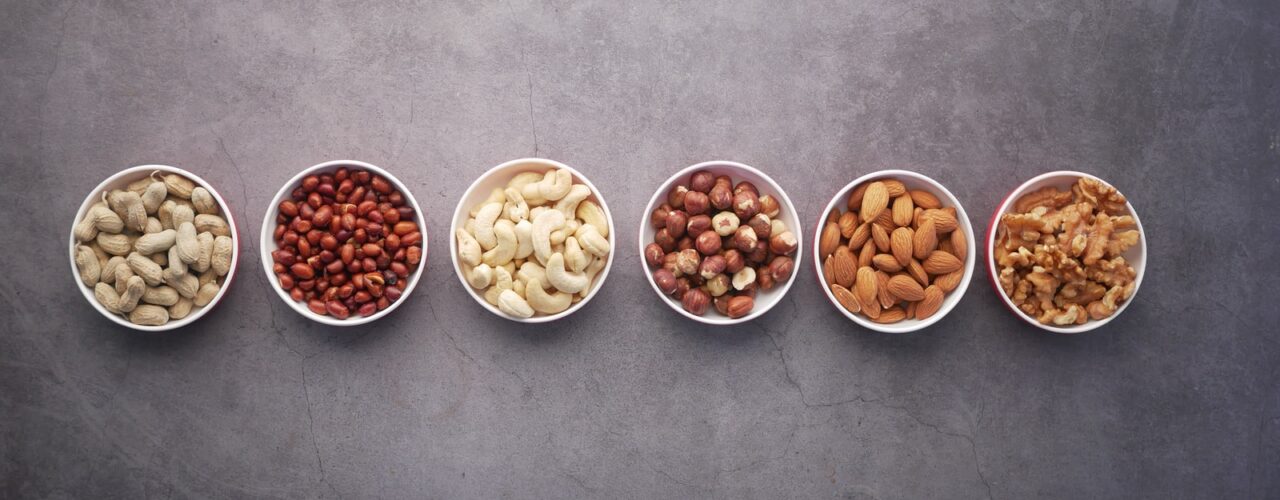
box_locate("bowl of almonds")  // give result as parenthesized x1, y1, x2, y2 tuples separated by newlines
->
(987, 171, 1146, 333)
(68, 165, 239, 331)
(813, 170, 974, 333)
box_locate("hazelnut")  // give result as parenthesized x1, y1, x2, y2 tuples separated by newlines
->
(686, 214, 712, 236)
(747, 213, 772, 240)
(673, 277, 691, 299)
(722, 249, 745, 273)
(770, 218, 789, 238)
(682, 288, 711, 315)
(732, 267, 756, 291)
(690, 170, 716, 193)
(699, 254, 727, 279)
(695, 230, 722, 256)
(650, 204, 672, 229)
(677, 236, 695, 251)
(683, 191, 710, 216)
(713, 175, 732, 190)
(748, 240, 769, 263)
(738, 282, 758, 298)
(712, 212, 740, 237)
(734, 191, 761, 219)
(768, 255, 795, 283)
(726, 295, 754, 319)
(662, 252, 681, 276)
(675, 248, 701, 276)
(769, 231, 798, 255)
(732, 225, 758, 252)
(734, 181, 759, 197)
(668, 184, 688, 209)
(714, 295, 732, 315)
(644, 243, 666, 267)
(653, 268, 678, 295)
(706, 274, 731, 296)
(709, 184, 733, 210)
(665, 210, 689, 238)
(759, 194, 780, 218)
(655, 227, 676, 253)
(757, 269, 776, 290)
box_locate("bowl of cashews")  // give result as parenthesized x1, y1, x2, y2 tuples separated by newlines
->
(450, 158, 616, 322)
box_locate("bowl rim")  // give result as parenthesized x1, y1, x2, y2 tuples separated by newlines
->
(448, 157, 617, 323)
(637, 160, 804, 325)
(811, 169, 976, 333)
(984, 170, 1147, 334)
(67, 164, 242, 332)
(259, 159, 428, 326)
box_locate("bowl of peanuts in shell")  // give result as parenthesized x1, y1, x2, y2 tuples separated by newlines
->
(987, 171, 1146, 333)
(260, 160, 427, 325)
(69, 165, 240, 331)
(814, 170, 975, 333)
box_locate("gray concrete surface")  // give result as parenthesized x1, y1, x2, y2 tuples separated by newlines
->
(3, 1, 1278, 498)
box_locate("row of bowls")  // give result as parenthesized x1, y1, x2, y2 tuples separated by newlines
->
(69, 158, 1146, 334)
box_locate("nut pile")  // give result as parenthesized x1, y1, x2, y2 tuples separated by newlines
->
(643, 170, 797, 319)
(270, 167, 422, 319)
(73, 172, 234, 326)
(457, 168, 611, 318)
(994, 177, 1140, 325)
(819, 179, 966, 323)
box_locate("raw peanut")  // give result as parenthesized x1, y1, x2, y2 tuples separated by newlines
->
(126, 177, 153, 194)
(194, 214, 230, 237)
(150, 252, 167, 266)
(192, 232, 214, 273)
(114, 264, 135, 294)
(168, 245, 187, 277)
(158, 200, 177, 229)
(144, 217, 163, 234)
(198, 269, 217, 287)
(193, 282, 220, 307)
(190, 187, 218, 214)
(211, 235, 233, 276)
(109, 190, 147, 232)
(134, 229, 176, 255)
(101, 256, 126, 285)
(94, 283, 123, 314)
(168, 297, 194, 320)
(163, 173, 195, 199)
(116, 276, 145, 313)
(143, 286, 180, 306)
(163, 268, 199, 298)
(170, 203, 195, 227)
(142, 181, 167, 214)
(175, 222, 200, 264)
(75, 204, 120, 241)
(74, 245, 101, 286)
(128, 304, 169, 326)
(96, 233, 132, 256)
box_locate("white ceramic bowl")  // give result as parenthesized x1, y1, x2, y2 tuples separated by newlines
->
(68, 165, 241, 332)
(450, 158, 616, 323)
(813, 170, 975, 333)
(260, 160, 427, 326)
(639, 161, 803, 325)
(986, 171, 1147, 334)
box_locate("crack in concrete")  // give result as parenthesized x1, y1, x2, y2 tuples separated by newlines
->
(504, 1, 539, 156)
(300, 363, 339, 498)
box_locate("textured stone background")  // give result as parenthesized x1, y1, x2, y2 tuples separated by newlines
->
(2, 1, 1278, 498)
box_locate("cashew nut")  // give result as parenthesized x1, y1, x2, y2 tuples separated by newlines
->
(538, 169, 573, 202)
(564, 237, 588, 273)
(545, 252, 588, 294)
(481, 219, 517, 267)
(513, 220, 534, 260)
(472, 202, 503, 250)
(576, 200, 609, 239)
(503, 187, 529, 222)
(525, 277, 572, 314)
(497, 289, 534, 318)
(575, 224, 610, 257)
(554, 184, 591, 219)
(507, 171, 545, 191)
(580, 253, 608, 299)
(531, 209, 565, 265)
(517, 262, 550, 290)
(493, 266, 513, 291)
(470, 188, 507, 217)
(456, 228, 482, 267)
(467, 263, 494, 289)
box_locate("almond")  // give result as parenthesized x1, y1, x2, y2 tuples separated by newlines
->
(914, 285, 944, 320)
(860, 182, 890, 222)
(934, 269, 964, 292)
(832, 246, 856, 288)
(909, 189, 941, 209)
(854, 266, 878, 307)
(907, 259, 929, 287)
(922, 250, 963, 275)
(923, 209, 958, 233)
(846, 183, 869, 212)
(831, 284, 860, 313)
(827, 207, 841, 224)
(872, 209, 896, 231)
(892, 194, 914, 227)
(871, 223, 890, 252)
(876, 270, 896, 308)
(858, 240, 876, 268)
(838, 211, 858, 238)
(906, 300, 917, 319)
(872, 253, 903, 272)
(913, 217, 937, 260)
(859, 292, 881, 320)
(823, 255, 835, 285)
(882, 179, 906, 197)
(887, 274, 925, 301)
(890, 227, 913, 266)
(950, 229, 968, 261)
(872, 306, 907, 324)
(848, 222, 871, 250)
(819, 221, 842, 258)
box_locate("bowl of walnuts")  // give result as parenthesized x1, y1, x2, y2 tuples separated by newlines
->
(987, 171, 1146, 333)
(814, 170, 975, 333)
(639, 161, 802, 325)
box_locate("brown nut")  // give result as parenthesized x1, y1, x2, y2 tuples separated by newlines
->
(682, 288, 711, 315)
(667, 184, 689, 209)
(709, 184, 733, 210)
(653, 268, 678, 295)
(665, 210, 689, 238)
(748, 240, 769, 263)
(733, 181, 758, 197)
(726, 295, 754, 318)
(686, 214, 712, 236)
(699, 254, 727, 279)
(695, 231, 722, 256)
(675, 248, 701, 276)
(677, 236, 694, 251)
(769, 231, 798, 255)
(690, 171, 716, 193)
(655, 228, 677, 253)
(714, 294, 732, 315)
(746, 214, 772, 240)
(644, 243, 666, 267)
(683, 191, 710, 216)
(758, 195, 780, 218)
(650, 204, 672, 229)
(733, 191, 760, 219)
(768, 255, 795, 283)
(732, 225, 758, 252)
(723, 249, 745, 274)
(706, 274, 731, 297)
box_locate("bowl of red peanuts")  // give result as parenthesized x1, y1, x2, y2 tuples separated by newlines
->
(260, 160, 427, 325)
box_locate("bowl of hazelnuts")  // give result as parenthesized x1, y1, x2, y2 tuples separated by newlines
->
(639, 161, 802, 324)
